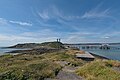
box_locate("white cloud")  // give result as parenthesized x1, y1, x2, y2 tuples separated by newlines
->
(35, 5, 83, 31)
(37, 5, 81, 21)
(9, 20, 32, 26)
(37, 5, 111, 21)
(0, 18, 8, 25)
(0, 29, 119, 46)
(20, 29, 59, 38)
(0, 33, 58, 46)
(38, 10, 50, 20)
(0, 34, 32, 41)
(69, 32, 100, 35)
(82, 9, 110, 19)
(0, 29, 60, 46)
(0, 17, 32, 26)
(102, 31, 120, 38)
(101, 36, 110, 39)
(81, 3, 111, 19)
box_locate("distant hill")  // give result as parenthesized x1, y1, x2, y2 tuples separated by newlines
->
(7, 42, 64, 49)
(7, 43, 40, 48)
(40, 42, 64, 49)
(109, 43, 120, 45)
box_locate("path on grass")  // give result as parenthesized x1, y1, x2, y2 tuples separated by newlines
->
(56, 61, 84, 80)
(45, 61, 84, 80)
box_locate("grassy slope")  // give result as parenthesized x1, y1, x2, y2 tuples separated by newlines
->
(0, 54, 62, 80)
(0, 49, 120, 80)
(0, 50, 83, 80)
(76, 60, 120, 80)
(8, 41, 64, 49)
(40, 42, 64, 49)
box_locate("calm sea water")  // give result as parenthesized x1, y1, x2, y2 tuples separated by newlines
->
(79, 45, 120, 61)
(0, 48, 29, 55)
(85, 49, 120, 61)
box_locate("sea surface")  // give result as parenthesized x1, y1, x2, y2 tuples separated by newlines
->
(0, 47, 29, 55)
(79, 45, 120, 61)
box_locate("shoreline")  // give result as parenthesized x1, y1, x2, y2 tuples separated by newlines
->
(89, 52, 110, 60)
(0, 47, 113, 60)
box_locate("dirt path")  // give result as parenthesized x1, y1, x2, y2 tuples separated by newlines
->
(56, 66, 84, 80)
(45, 61, 84, 80)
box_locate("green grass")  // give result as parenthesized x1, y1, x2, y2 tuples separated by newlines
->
(0, 53, 62, 80)
(40, 41, 64, 49)
(0, 60, 62, 80)
(0, 50, 83, 80)
(43, 51, 84, 67)
(76, 60, 120, 80)
(0, 50, 119, 80)
(103, 60, 120, 67)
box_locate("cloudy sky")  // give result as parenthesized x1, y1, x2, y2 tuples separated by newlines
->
(0, 0, 120, 46)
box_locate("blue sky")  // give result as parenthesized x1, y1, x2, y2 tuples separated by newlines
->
(0, 0, 120, 46)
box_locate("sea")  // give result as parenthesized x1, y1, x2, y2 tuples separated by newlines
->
(0, 47, 29, 55)
(79, 45, 120, 61)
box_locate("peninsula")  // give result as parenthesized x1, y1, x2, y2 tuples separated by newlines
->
(0, 41, 119, 80)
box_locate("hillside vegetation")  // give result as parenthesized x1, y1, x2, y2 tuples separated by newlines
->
(8, 42, 64, 49)
(0, 54, 62, 80)
(76, 60, 120, 80)
(0, 49, 84, 80)
(40, 42, 64, 49)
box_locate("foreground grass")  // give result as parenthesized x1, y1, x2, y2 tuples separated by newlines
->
(0, 49, 120, 80)
(0, 53, 62, 80)
(43, 51, 85, 67)
(0, 50, 84, 80)
(76, 60, 120, 80)
(0, 60, 61, 80)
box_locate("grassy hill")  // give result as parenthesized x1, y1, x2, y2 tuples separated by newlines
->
(8, 42, 64, 49)
(40, 42, 64, 49)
